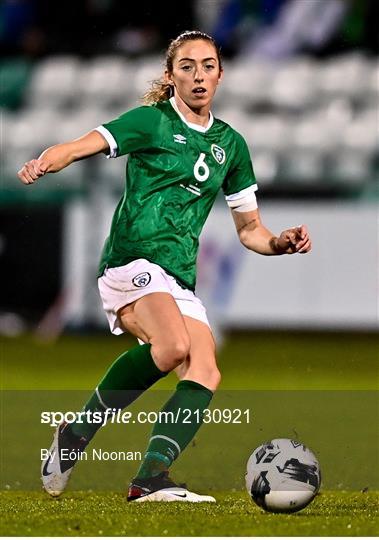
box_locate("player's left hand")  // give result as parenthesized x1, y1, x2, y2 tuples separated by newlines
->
(277, 225, 311, 254)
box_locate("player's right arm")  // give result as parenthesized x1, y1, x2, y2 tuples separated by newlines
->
(17, 130, 109, 185)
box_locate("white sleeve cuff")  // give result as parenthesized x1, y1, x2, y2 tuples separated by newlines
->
(225, 184, 258, 212)
(95, 126, 118, 158)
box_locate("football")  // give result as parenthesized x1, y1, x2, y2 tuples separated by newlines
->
(245, 438, 321, 513)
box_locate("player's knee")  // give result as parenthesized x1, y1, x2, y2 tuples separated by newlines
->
(153, 337, 190, 371)
(213, 368, 222, 389)
(207, 367, 221, 391)
(193, 365, 221, 392)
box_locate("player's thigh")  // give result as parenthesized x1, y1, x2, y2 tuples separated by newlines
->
(119, 292, 191, 370)
(175, 316, 220, 391)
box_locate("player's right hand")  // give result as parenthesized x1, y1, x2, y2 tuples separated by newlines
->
(17, 159, 47, 185)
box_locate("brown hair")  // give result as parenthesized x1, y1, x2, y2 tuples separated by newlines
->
(142, 30, 222, 105)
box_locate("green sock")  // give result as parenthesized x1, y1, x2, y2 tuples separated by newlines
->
(70, 344, 167, 440)
(136, 380, 213, 479)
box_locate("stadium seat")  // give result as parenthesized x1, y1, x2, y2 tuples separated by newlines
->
(286, 112, 339, 183)
(368, 61, 379, 101)
(342, 111, 379, 153)
(213, 108, 250, 134)
(4, 53, 377, 197)
(245, 115, 293, 153)
(7, 110, 61, 153)
(331, 111, 378, 185)
(318, 53, 371, 102)
(281, 148, 324, 184)
(78, 57, 133, 107)
(58, 109, 110, 142)
(268, 58, 317, 110)
(223, 60, 275, 106)
(291, 111, 344, 153)
(249, 150, 278, 185)
(329, 149, 372, 185)
(320, 97, 354, 127)
(26, 56, 82, 109)
(1, 110, 12, 151)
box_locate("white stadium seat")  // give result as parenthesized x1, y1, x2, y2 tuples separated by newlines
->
(282, 148, 324, 183)
(291, 111, 347, 153)
(223, 60, 275, 106)
(78, 57, 133, 107)
(368, 61, 379, 100)
(245, 115, 293, 153)
(58, 109, 109, 142)
(318, 53, 371, 101)
(214, 108, 250, 134)
(330, 149, 372, 185)
(4, 53, 377, 194)
(26, 56, 82, 109)
(7, 110, 62, 152)
(268, 57, 318, 110)
(342, 110, 379, 153)
(249, 150, 279, 185)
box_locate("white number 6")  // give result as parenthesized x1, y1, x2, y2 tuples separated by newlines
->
(193, 153, 210, 182)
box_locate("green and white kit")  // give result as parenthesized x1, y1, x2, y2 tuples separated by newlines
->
(96, 97, 258, 292)
(98, 258, 210, 336)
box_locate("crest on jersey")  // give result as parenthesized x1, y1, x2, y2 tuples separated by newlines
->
(132, 272, 151, 288)
(211, 144, 226, 164)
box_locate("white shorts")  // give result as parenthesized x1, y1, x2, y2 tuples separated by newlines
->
(98, 258, 210, 336)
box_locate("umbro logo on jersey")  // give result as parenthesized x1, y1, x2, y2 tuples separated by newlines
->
(211, 144, 226, 164)
(173, 134, 187, 144)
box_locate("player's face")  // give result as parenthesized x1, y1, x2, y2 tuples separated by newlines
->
(167, 40, 223, 112)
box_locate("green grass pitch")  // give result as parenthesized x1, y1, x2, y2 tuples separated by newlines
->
(1, 331, 378, 536)
(1, 491, 378, 536)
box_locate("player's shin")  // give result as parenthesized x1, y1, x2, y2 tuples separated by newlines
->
(68, 344, 168, 440)
(136, 380, 213, 478)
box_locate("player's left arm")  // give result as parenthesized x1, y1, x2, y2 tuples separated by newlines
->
(231, 208, 312, 255)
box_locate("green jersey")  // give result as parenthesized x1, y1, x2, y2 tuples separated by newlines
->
(97, 97, 257, 290)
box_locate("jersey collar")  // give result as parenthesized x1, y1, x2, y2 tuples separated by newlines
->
(169, 96, 214, 133)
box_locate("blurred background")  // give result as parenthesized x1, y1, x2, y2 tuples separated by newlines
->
(0, 0, 378, 338)
(1, 0, 378, 499)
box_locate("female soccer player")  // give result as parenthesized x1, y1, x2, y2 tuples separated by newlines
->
(18, 30, 311, 502)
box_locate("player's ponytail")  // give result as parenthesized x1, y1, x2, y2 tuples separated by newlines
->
(142, 79, 173, 105)
(141, 30, 222, 105)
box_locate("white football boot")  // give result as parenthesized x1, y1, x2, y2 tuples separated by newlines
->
(41, 422, 88, 497)
(127, 471, 216, 503)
